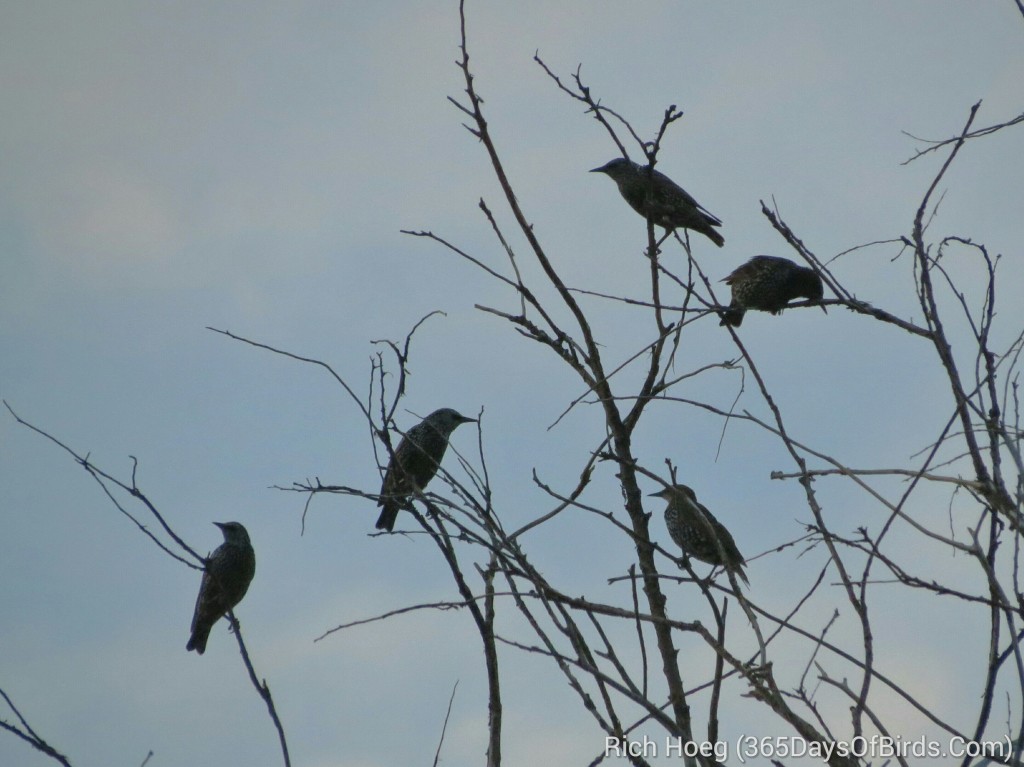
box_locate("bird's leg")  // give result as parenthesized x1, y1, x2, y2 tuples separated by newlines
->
(695, 571, 717, 590)
(674, 555, 715, 588)
(655, 230, 672, 250)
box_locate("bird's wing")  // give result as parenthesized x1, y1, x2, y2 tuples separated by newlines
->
(679, 187, 720, 221)
(190, 568, 222, 633)
(710, 517, 745, 565)
(379, 433, 416, 502)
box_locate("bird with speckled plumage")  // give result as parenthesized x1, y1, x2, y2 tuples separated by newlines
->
(187, 521, 255, 654)
(591, 157, 724, 247)
(376, 408, 476, 532)
(651, 484, 748, 585)
(720, 255, 824, 327)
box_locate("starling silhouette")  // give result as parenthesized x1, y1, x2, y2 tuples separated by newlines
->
(590, 158, 724, 247)
(186, 521, 256, 655)
(651, 484, 749, 585)
(720, 255, 824, 327)
(376, 408, 476, 532)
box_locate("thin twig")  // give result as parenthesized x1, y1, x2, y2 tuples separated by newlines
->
(432, 680, 459, 767)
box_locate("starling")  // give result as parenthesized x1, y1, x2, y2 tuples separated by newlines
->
(720, 255, 824, 327)
(650, 484, 749, 585)
(590, 158, 724, 247)
(186, 521, 256, 655)
(375, 408, 477, 532)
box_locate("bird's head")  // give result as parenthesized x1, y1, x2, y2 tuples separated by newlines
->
(214, 521, 251, 546)
(802, 270, 825, 302)
(796, 267, 827, 314)
(590, 157, 637, 180)
(649, 484, 698, 503)
(429, 408, 477, 433)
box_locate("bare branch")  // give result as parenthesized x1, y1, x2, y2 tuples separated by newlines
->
(432, 680, 459, 767)
(902, 108, 1024, 164)
(227, 612, 291, 767)
(0, 686, 73, 767)
(5, 402, 203, 567)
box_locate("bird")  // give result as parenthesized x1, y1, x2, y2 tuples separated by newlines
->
(375, 408, 477, 532)
(590, 157, 724, 247)
(650, 484, 748, 585)
(186, 521, 256, 654)
(720, 255, 824, 327)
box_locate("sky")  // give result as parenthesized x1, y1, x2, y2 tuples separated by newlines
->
(2, 2, 1023, 766)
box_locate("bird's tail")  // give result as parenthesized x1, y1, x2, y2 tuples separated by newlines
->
(735, 566, 750, 587)
(186, 626, 210, 655)
(700, 225, 725, 248)
(375, 501, 399, 532)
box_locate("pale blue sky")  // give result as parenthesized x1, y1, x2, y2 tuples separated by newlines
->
(2, 2, 1023, 765)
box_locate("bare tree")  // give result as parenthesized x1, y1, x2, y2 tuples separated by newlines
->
(241, 4, 1024, 765)
(299, 3, 1022, 765)
(6, 2, 1024, 766)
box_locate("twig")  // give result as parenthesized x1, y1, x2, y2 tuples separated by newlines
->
(0, 686, 73, 767)
(432, 680, 459, 767)
(228, 611, 291, 767)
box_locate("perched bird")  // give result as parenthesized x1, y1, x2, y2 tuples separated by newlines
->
(720, 255, 824, 327)
(590, 157, 724, 247)
(376, 408, 476, 532)
(650, 484, 749, 585)
(186, 521, 256, 654)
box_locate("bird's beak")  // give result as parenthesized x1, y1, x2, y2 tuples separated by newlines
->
(213, 521, 226, 530)
(461, 415, 478, 424)
(589, 166, 604, 173)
